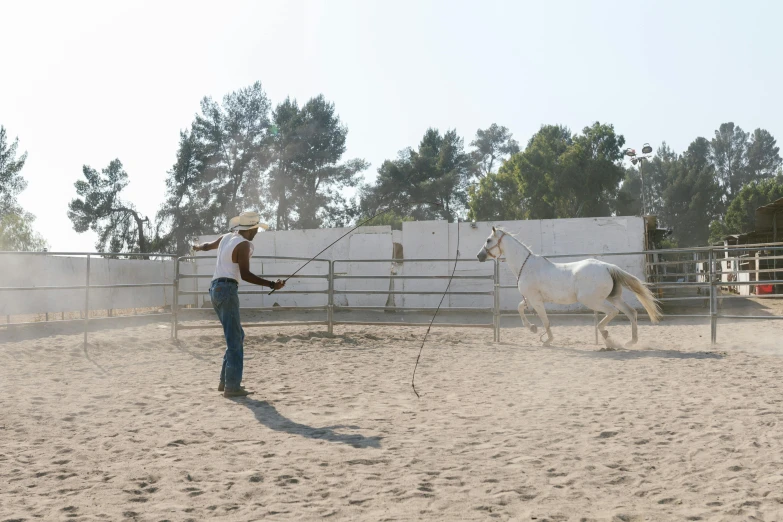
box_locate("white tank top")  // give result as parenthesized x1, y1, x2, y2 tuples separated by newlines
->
(212, 233, 254, 282)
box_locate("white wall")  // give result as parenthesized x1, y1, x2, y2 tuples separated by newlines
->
(399, 220, 450, 308)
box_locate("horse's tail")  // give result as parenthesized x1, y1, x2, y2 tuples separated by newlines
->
(608, 266, 662, 324)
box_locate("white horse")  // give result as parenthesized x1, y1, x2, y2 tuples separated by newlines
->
(477, 227, 661, 349)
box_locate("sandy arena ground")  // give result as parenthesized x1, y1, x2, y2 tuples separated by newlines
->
(2, 316, 783, 521)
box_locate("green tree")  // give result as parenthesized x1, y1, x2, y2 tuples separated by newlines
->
(614, 166, 642, 217)
(467, 163, 527, 221)
(0, 212, 48, 251)
(644, 143, 677, 216)
(721, 176, 783, 237)
(708, 220, 728, 245)
(68, 159, 152, 254)
(361, 128, 474, 222)
(157, 84, 364, 247)
(189, 81, 272, 230)
(0, 126, 48, 251)
(155, 130, 205, 255)
(470, 123, 520, 178)
(672, 125, 781, 244)
(265, 97, 300, 230)
(468, 122, 626, 221)
(494, 124, 573, 220)
(710, 122, 749, 198)
(556, 122, 626, 217)
(266, 95, 367, 230)
(660, 138, 722, 246)
(0, 126, 29, 216)
(156, 82, 273, 250)
(746, 128, 782, 180)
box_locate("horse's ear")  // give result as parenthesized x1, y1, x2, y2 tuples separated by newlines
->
(491, 226, 496, 234)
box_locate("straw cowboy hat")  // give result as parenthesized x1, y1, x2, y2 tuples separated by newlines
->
(229, 211, 269, 232)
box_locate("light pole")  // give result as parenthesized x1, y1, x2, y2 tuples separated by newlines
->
(624, 143, 653, 216)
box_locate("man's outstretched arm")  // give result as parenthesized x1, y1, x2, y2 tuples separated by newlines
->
(193, 236, 223, 252)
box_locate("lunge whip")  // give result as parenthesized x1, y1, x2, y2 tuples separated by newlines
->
(268, 201, 441, 295)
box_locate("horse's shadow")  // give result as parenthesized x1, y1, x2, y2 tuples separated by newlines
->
(234, 398, 382, 449)
(547, 345, 725, 361)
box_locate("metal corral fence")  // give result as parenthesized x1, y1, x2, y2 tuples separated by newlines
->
(172, 255, 497, 339)
(173, 244, 783, 345)
(0, 251, 178, 348)
(2, 244, 782, 347)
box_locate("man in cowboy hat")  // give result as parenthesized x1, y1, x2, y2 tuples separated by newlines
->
(193, 211, 285, 398)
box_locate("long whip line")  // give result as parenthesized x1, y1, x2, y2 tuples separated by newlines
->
(268, 201, 440, 295)
(411, 219, 460, 399)
(265, 201, 459, 398)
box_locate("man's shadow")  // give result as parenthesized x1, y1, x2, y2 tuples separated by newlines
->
(235, 398, 382, 449)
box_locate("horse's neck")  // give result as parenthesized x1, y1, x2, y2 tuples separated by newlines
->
(502, 236, 534, 277)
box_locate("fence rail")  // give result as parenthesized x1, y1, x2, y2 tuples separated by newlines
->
(0, 251, 178, 347)
(171, 246, 782, 344)
(2, 243, 782, 347)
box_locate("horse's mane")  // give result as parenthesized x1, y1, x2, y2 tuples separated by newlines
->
(496, 227, 534, 251)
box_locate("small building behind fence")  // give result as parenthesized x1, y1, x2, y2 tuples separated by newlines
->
(718, 197, 783, 296)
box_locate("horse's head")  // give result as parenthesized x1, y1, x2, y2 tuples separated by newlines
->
(477, 226, 504, 262)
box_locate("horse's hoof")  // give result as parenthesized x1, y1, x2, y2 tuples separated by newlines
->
(626, 339, 638, 347)
(530, 325, 538, 334)
(543, 341, 552, 347)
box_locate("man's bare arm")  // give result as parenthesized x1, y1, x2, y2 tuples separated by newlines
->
(193, 236, 223, 252)
(234, 242, 285, 289)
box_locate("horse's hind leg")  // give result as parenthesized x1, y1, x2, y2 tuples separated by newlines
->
(527, 298, 553, 346)
(583, 299, 621, 350)
(609, 295, 638, 346)
(518, 299, 537, 333)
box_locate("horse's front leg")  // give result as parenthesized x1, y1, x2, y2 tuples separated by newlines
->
(517, 298, 537, 333)
(528, 298, 553, 346)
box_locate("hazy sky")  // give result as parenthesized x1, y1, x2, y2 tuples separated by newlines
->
(2, 0, 781, 252)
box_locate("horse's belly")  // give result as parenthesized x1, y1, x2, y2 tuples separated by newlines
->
(522, 282, 577, 305)
(544, 289, 578, 305)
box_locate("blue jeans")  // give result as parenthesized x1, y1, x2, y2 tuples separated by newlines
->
(210, 280, 245, 391)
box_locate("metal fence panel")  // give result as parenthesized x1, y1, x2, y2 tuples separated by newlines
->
(5, 242, 783, 349)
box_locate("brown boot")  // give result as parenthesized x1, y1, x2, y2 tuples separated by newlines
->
(218, 382, 225, 392)
(223, 386, 252, 398)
